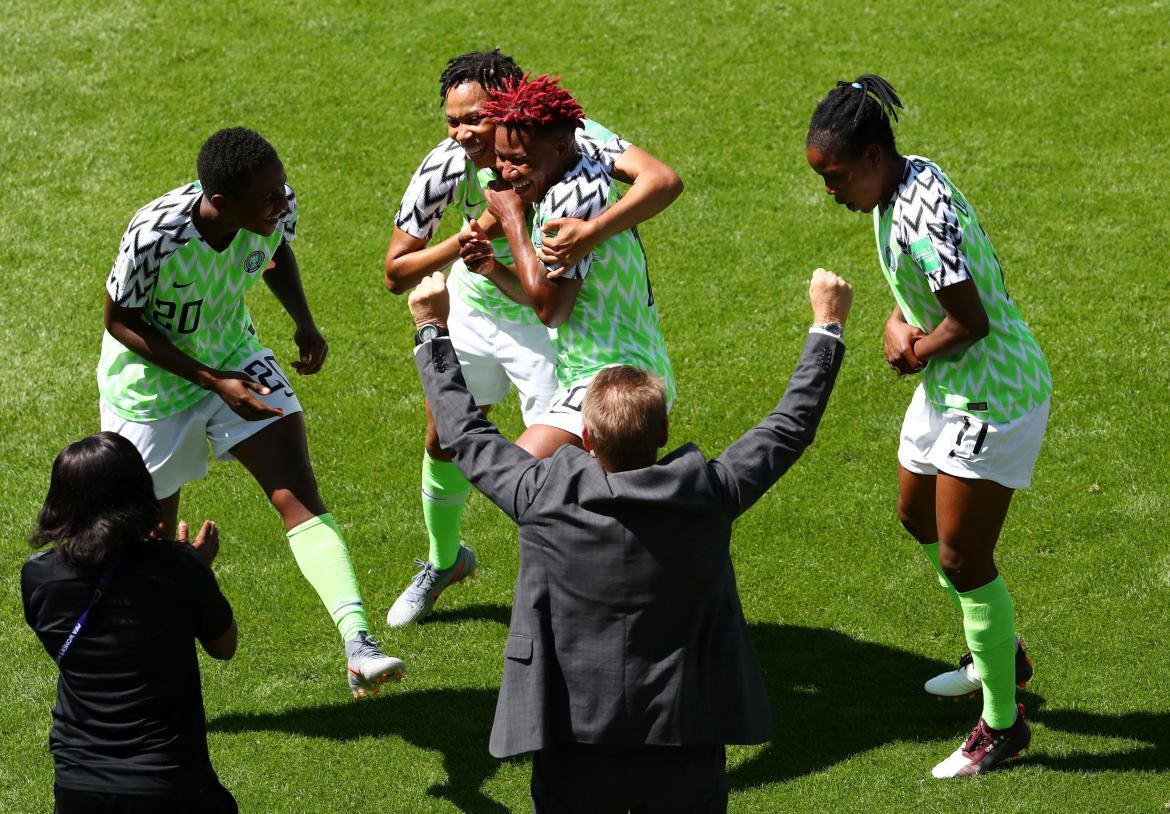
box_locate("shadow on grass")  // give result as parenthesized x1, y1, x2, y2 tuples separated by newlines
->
(211, 686, 515, 813)
(1020, 708, 1170, 773)
(425, 602, 513, 626)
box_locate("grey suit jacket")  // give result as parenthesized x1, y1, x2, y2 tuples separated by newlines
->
(415, 332, 844, 758)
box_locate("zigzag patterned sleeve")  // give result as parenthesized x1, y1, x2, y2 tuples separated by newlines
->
(898, 168, 970, 292)
(279, 184, 298, 244)
(394, 139, 466, 241)
(539, 157, 613, 281)
(106, 216, 158, 309)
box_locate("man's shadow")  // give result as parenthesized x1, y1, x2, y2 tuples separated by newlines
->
(209, 613, 1169, 810)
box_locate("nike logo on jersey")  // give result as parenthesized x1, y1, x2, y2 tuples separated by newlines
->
(173, 280, 195, 288)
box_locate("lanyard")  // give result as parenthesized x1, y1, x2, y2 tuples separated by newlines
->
(54, 549, 126, 665)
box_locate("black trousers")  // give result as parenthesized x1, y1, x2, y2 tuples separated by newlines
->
(531, 742, 728, 814)
(54, 781, 237, 814)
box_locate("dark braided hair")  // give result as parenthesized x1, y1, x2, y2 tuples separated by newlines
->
(197, 127, 280, 198)
(439, 49, 524, 104)
(481, 73, 585, 135)
(807, 74, 904, 159)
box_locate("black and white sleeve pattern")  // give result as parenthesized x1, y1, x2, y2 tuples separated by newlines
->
(394, 139, 467, 241)
(106, 184, 200, 308)
(279, 184, 298, 244)
(536, 152, 614, 281)
(893, 160, 970, 292)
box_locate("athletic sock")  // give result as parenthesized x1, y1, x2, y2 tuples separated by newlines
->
(919, 542, 962, 612)
(421, 453, 470, 570)
(958, 576, 1018, 729)
(287, 513, 369, 643)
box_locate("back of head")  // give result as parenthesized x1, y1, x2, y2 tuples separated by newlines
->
(480, 72, 585, 137)
(439, 48, 524, 102)
(197, 126, 280, 198)
(582, 366, 668, 472)
(32, 432, 159, 568)
(806, 74, 904, 159)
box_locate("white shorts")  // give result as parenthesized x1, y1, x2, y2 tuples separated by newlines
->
(898, 384, 1049, 490)
(534, 373, 676, 439)
(100, 348, 302, 499)
(448, 294, 557, 425)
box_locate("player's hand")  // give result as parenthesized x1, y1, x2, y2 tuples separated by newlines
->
(179, 519, 219, 566)
(210, 372, 285, 421)
(884, 317, 926, 375)
(538, 217, 598, 271)
(483, 179, 525, 224)
(458, 219, 494, 274)
(293, 322, 328, 375)
(809, 268, 854, 328)
(475, 209, 505, 239)
(408, 271, 450, 329)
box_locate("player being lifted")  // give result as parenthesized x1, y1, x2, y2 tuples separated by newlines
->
(384, 51, 681, 626)
(459, 73, 677, 448)
(806, 76, 1052, 777)
(98, 128, 403, 699)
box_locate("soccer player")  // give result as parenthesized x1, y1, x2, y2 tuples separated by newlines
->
(805, 75, 1052, 777)
(98, 127, 404, 699)
(384, 51, 682, 626)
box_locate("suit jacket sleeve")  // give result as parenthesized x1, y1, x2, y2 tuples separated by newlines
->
(414, 336, 542, 521)
(709, 332, 844, 519)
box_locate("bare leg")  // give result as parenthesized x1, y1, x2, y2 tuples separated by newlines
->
(935, 473, 1013, 593)
(897, 466, 937, 544)
(157, 490, 181, 540)
(230, 412, 326, 530)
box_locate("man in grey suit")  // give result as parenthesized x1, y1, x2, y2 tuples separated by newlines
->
(407, 269, 853, 813)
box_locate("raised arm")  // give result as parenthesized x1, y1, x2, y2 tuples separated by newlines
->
(409, 272, 543, 521)
(710, 270, 853, 518)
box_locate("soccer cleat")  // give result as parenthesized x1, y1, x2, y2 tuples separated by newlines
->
(925, 639, 1033, 698)
(345, 632, 405, 699)
(385, 543, 477, 627)
(931, 703, 1031, 778)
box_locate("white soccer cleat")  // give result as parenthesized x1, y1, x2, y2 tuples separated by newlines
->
(925, 639, 1033, 698)
(385, 543, 477, 628)
(345, 632, 405, 699)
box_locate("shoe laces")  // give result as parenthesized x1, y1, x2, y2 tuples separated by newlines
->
(962, 719, 993, 754)
(957, 652, 975, 670)
(353, 633, 386, 658)
(409, 558, 439, 588)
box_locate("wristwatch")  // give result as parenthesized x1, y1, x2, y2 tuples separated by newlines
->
(810, 322, 844, 338)
(413, 322, 449, 346)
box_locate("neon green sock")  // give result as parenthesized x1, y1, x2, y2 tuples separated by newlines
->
(287, 513, 368, 643)
(959, 576, 1018, 729)
(422, 453, 470, 570)
(920, 542, 962, 612)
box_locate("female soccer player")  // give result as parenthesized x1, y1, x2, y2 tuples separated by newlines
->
(384, 51, 682, 626)
(805, 75, 1052, 778)
(99, 128, 403, 698)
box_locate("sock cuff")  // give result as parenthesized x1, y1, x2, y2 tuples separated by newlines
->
(288, 514, 333, 539)
(423, 454, 471, 495)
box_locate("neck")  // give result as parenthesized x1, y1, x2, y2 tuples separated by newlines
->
(193, 195, 239, 249)
(878, 153, 908, 211)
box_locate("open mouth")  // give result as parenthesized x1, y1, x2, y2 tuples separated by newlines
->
(512, 180, 533, 194)
(463, 142, 487, 159)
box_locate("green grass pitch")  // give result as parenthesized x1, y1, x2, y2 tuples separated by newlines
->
(2, 1, 1168, 811)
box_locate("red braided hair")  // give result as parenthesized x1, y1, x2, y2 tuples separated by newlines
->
(481, 73, 585, 132)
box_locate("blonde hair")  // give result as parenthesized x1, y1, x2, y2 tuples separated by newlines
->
(581, 366, 667, 471)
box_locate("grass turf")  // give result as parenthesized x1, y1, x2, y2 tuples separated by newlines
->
(2, 1, 1168, 811)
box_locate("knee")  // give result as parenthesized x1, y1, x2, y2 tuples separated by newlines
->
(424, 426, 452, 461)
(897, 503, 934, 544)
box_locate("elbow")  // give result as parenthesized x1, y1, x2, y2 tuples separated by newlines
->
(536, 305, 564, 329)
(383, 262, 408, 295)
(966, 315, 990, 343)
(663, 169, 684, 202)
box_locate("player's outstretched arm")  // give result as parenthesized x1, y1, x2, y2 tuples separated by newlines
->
(538, 145, 683, 270)
(104, 296, 282, 421)
(485, 181, 582, 328)
(264, 241, 327, 375)
(384, 227, 462, 295)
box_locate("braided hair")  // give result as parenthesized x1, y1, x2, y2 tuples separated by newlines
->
(480, 73, 585, 135)
(438, 49, 524, 104)
(807, 74, 904, 158)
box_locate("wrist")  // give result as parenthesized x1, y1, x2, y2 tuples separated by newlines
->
(810, 321, 844, 340)
(195, 367, 221, 390)
(413, 321, 449, 346)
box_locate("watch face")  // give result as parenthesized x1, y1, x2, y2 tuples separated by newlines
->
(416, 324, 440, 344)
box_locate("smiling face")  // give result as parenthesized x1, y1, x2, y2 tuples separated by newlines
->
(805, 141, 888, 214)
(217, 160, 288, 236)
(444, 81, 496, 169)
(493, 126, 574, 204)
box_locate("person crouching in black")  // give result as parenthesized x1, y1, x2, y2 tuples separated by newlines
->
(21, 431, 238, 813)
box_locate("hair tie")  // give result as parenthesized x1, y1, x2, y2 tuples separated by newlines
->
(851, 82, 863, 90)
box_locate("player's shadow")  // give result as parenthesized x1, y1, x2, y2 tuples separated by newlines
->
(425, 601, 513, 626)
(209, 687, 514, 813)
(731, 624, 1169, 785)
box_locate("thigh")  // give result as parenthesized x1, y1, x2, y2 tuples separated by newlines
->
(229, 411, 326, 529)
(448, 295, 511, 408)
(492, 316, 558, 425)
(531, 745, 630, 814)
(101, 400, 210, 500)
(897, 465, 937, 544)
(934, 472, 1015, 591)
(206, 349, 303, 463)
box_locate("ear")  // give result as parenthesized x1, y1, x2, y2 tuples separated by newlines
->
(207, 191, 229, 210)
(581, 425, 595, 456)
(556, 133, 573, 158)
(864, 143, 883, 169)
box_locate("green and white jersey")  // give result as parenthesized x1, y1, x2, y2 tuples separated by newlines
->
(393, 119, 621, 327)
(531, 131, 676, 401)
(874, 156, 1051, 422)
(97, 181, 297, 421)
